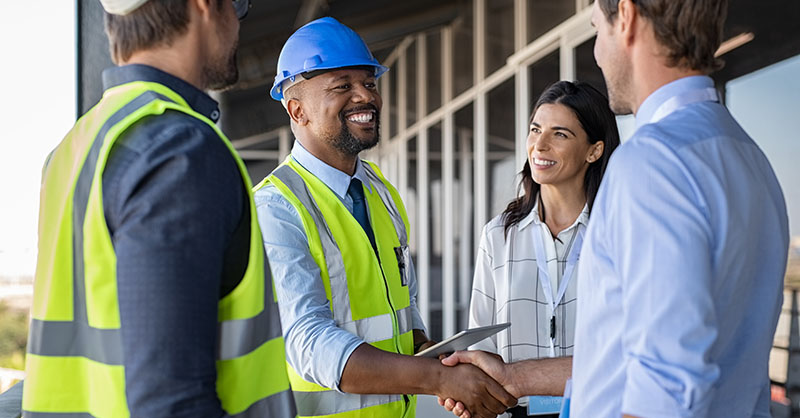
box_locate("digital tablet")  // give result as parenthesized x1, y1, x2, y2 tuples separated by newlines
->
(414, 323, 511, 358)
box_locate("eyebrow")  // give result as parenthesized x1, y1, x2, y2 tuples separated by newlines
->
(328, 75, 351, 84)
(531, 122, 576, 137)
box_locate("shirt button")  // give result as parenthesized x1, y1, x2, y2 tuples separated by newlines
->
(210, 110, 220, 121)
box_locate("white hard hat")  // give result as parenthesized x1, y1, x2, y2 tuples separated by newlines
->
(99, 0, 150, 15)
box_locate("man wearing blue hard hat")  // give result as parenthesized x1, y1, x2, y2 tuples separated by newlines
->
(253, 16, 516, 418)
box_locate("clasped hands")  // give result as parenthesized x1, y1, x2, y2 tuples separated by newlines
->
(436, 350, 520, 418)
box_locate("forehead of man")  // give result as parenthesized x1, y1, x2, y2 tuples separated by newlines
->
(307, 67, 376, 89)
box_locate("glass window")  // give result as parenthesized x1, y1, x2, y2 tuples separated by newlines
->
(407, 136, 418, 255)
(388, 63, 398, 138)
(485, 0, 515, 75)
(527, 0, 575, 42)
(426, 30, 443, 112)
(453, 2, 474, 97)
(574, 37, 607, 95)
(406, 42, 417, 128)
(487, 78, 517, 220)
(725, 54, 800, 385)
(454, 103, 475, 330)
(427, 122, 444, 340)
(528, 49, 560, 108)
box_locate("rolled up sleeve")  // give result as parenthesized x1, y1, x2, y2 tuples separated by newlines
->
(254, 185, 364, 392)
(610, 139, 720, 417)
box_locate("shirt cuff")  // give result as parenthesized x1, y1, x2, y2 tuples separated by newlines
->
(330, 336, 365, 393)
(621, 357, 713, 418)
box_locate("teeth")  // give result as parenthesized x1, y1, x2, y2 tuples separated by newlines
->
(347, 112, 373, 123)
(534, 158, 556, 166)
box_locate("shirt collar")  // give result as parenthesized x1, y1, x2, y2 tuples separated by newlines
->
(102, 64, 221, 123)
(290, 140, 373, 199)
(518, 193, 590, 231)
(635, 75, 715, 130)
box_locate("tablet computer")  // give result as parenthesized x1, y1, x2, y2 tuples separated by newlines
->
(414, 322, 511, 358)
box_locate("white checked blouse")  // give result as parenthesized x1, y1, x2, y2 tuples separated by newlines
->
(468, 197, 588, 363)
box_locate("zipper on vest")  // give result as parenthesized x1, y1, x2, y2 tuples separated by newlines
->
(375, 250, 401, 353)
(364, 199, 402, 353)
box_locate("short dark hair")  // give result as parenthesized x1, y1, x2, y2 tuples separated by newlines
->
(502, 81, 620, 238)
(596, 0, 728, 73)
(104, 0, 223, 64)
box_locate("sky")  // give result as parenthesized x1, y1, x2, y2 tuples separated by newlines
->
(0, 2, 76, 277)
(0, 3, 797, 279)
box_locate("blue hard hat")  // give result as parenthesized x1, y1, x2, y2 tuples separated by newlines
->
(270, 17, 389, 101)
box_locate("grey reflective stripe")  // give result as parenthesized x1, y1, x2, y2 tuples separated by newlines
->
(230, 388, 297, 418)
(28, 91, 173, 365)
(396, 306, 413, 335)
(271, 165, 352, 325)
(27, 319, 123, 365)
(293, 391, 402, 416)
(361, 163, 407, 247)
(339, 306, 414, 343)
(217, 249, 284, 360)
(339, 313, 393, 343)
(23, 412, 94, 417)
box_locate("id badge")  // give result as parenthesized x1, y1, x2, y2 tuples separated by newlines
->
(394, 245, 410, 286)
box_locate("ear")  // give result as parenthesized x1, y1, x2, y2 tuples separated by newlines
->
(616, 0, 638, 47)
(587, 141, 605, 163)
(286, 99, 308, 126)
(189, 0, 214, 23)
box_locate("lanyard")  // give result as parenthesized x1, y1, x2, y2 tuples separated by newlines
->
(649, 87, 718, 124)
(532, 224, 584, 357)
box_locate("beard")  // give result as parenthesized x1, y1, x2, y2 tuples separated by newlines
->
(602, 59, 634, 116)
(205, 41, 239, 92)
(330, 105, 381, 156)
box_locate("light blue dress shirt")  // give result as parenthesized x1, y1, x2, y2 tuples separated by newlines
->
(571, 76, 789, 418)
(254, 140, 426, 391)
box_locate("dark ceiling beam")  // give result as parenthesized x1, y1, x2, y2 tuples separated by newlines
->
(233, 2, 462, 91)
(294, 0, 330, 28)
(353, 3, 460, 52)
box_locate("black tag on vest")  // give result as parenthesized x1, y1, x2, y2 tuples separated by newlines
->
(394, 245, 410, 286)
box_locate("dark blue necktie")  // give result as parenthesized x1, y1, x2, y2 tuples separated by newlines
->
(347, 178, 376, 250)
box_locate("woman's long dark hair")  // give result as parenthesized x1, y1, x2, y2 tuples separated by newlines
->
(502, 80, 620, 239)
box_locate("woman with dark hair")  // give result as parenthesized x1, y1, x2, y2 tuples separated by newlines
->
(468, 80, 620, 417)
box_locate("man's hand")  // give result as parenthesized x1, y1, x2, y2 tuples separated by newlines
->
(439, 350, 573, 417)
(435, 361, 517, 418)
(438, 350, 519, 418)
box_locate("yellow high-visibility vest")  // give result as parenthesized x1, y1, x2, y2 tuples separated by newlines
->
(256, 158, 416, 418)
(23, 79, 296, 418)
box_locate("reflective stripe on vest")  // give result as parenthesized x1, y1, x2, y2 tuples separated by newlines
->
(23, 82, 295, 418)
(361, 163, 408, 247)
(293, 391, 405, 417)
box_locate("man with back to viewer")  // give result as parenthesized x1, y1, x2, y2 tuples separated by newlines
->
(572, 0, 789, 416)
(440, 0, 790, 417)
(21, 1, 296, 416)
(253, 16, 517, 418)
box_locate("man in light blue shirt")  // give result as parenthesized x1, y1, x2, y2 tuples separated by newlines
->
(439, 1, 789, 417)
(571, 0, 789, 417)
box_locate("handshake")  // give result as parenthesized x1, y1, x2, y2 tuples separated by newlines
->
(433, 350, 521, 418)
(432, 350, 571, 418)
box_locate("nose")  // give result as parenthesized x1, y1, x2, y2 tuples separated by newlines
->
(529, 132, 550, 152)
(351, 83, 377, 104)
